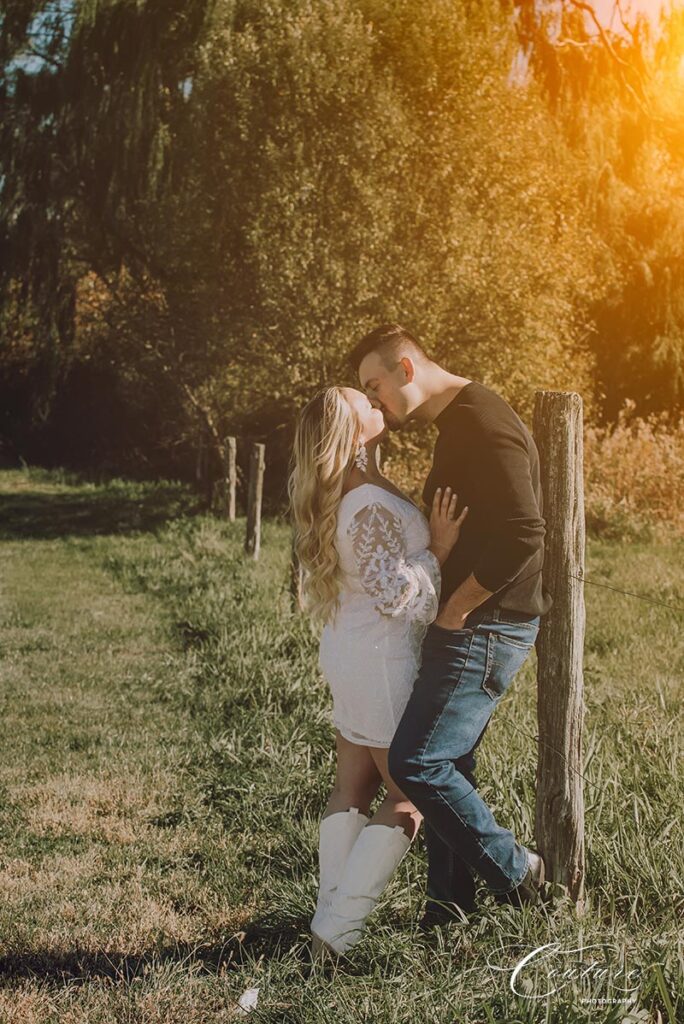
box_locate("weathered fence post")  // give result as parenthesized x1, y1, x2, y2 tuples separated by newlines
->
(245, 442, 265, 559)
(195, 424, 207, 487)
(196, 423, 214, 506)
(226, 436, 237, 520)
(289, 527, 303, 611)
(532, 390, 586, 913)
(212, 435, 238, 518)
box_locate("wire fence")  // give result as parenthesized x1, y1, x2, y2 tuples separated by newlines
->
(504, 568, 682, 796)
(569, 571, 684, 615)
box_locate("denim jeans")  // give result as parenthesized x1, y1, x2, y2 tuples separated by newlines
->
(387, 606, 540, 898)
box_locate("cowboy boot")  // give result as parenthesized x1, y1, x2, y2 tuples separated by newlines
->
(310, 807, 369, 938)
(312, 823, 412, 954)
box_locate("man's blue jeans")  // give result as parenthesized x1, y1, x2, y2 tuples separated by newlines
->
(388, 606, 540, 900)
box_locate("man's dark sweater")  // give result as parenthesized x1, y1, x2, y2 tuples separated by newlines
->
(421, 380, 553, 617)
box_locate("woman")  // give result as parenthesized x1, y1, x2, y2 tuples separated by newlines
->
(287, 386, 468, 955)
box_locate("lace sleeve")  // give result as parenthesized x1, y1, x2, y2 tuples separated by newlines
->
(346, 500, 441, 622)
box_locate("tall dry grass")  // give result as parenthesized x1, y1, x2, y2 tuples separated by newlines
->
(584, 400, 684, 540)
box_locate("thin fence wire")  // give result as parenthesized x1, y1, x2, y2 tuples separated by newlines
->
(510, 569, 682, 794)
(569, 572, 684, 614)
(286, 554, 682, 792)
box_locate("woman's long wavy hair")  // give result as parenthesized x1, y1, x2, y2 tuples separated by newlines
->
(287, 387, 361, 629)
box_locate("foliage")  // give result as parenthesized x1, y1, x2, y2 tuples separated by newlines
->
(511, 0, 684, 418)
(1, 1, 683, 505)
(584, 398, 684, 539)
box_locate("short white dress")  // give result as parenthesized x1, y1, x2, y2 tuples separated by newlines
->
(317, 482, 442, 748)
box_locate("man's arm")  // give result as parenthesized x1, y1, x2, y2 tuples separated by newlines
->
(434, 572, 494, 629)
(434, 418, 545, 629)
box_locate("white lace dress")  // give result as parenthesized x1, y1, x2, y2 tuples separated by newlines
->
(318, 482, 442, 748)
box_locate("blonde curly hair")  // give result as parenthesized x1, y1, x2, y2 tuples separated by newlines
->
(287, 387, 361, 628)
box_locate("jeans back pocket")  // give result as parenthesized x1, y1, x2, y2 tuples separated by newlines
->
(480, 629, 536, 702)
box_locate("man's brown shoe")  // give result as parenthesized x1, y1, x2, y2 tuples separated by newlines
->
(418, 896, 477, 932)
(493, 849, 547, 908)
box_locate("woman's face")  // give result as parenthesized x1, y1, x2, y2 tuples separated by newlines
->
(341, 387, 387, 445)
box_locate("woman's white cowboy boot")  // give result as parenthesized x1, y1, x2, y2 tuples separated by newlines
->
(310, 807, 368, 944)
(311, 823, 412, 955)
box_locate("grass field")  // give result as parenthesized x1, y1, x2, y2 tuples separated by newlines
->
(0, 468, 682, 1024)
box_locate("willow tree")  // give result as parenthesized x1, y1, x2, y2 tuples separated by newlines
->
(510, 0, 684, 420)
(0, 0, 214, 432)
(2, 0, 605, 488)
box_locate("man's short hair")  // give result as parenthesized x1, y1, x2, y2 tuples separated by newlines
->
(347, 322, 431, 373)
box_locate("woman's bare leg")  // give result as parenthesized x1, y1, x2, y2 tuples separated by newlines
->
(311, 744, 422, 954)
(366, 746, 423, 840)
(322, 729, 383, 819)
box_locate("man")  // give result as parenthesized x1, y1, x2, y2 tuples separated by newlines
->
(347, 322, 554, 929)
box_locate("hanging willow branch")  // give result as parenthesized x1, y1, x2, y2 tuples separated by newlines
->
(0, 0, 215, 412)
(565, 0, 665, 128)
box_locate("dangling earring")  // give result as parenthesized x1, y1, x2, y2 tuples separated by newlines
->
(354, 442, 368, 472)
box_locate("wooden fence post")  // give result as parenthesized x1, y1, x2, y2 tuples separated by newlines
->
(245, 442, 265, 559)
(533, 390, 586, 913)
(227, 436, 237, 520)
(212, 435, 238, 518)
(195, 424, 207, 486)
(196, 423, 214, 506)
(290, 527, 303, 611)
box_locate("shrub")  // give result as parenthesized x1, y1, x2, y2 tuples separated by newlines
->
(584, 399, 684, 539)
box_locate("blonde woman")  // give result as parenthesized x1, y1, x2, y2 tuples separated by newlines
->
(287, 386, 468, 955)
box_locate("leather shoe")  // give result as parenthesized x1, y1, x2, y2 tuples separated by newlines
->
(493, 848, 547, 908)
(418, 895, 477, 932)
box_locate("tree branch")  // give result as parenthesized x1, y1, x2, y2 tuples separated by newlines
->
(565, 0, 653, 119)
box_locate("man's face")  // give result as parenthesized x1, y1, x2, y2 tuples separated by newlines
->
(358, 352, 412, 431)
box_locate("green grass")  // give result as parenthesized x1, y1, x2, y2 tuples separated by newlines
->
(0, 467, 681, 1023)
